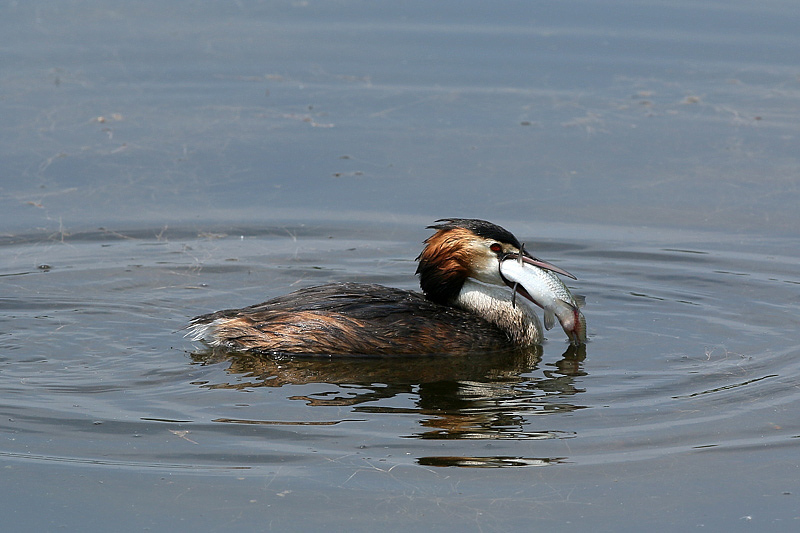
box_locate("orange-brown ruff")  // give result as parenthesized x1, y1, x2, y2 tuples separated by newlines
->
(188, 219, 576, 355)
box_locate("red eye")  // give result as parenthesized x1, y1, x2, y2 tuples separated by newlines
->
(490, 243, 502, 253)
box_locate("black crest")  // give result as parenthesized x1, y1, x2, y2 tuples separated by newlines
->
(428, 219, 521, 248)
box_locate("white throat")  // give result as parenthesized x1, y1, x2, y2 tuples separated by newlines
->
(454, 278, 543, 345)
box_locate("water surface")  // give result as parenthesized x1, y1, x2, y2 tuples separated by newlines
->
(2, 1, 800, 531)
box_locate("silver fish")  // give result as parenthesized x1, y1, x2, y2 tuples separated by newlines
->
(499, 251, 586, 345)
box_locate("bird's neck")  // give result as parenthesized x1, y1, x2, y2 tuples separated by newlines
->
(453, 279, 543, 345)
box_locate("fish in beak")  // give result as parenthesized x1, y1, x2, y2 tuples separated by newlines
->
(499, 252, 587, 345)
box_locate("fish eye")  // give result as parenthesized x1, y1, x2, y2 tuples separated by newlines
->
(489, 243, 503, 253)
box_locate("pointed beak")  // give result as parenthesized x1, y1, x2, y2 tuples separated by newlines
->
(505, 253, 577, 280)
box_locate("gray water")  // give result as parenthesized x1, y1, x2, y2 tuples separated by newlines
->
(2, 1, 800, 531)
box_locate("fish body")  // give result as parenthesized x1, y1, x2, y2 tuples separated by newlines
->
(499, 258, 587, 345)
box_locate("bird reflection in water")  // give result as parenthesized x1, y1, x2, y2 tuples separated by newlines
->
(190, 343, 587, 448)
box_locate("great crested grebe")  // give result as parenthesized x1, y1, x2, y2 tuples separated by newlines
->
(188, 219, 586, 355)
